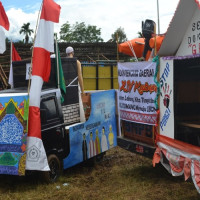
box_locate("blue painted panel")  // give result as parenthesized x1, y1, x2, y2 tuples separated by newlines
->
(63, 90, 117, 169)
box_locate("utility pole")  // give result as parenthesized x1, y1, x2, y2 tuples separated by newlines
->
(157, 0, 160, 34)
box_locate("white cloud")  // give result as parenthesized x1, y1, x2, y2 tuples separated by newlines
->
(6, 8, 37, 41)
(5, 0, 180, 42)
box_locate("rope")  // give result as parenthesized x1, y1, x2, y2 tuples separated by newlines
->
(67, 77, 78, 87)
(126, 41, 138, 62)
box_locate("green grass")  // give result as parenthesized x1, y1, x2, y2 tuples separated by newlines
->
(0, 147, 199, 200)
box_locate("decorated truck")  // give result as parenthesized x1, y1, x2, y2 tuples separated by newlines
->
(117, 0, 200, 194)
(0, 58, 118, 182)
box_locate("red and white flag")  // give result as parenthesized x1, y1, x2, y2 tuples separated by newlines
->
(8, 42, 21, 88)
(0, 1, 9, 54)
(26, 0, 61, 171)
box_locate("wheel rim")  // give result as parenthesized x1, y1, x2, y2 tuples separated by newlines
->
(49, 158, 59, 181)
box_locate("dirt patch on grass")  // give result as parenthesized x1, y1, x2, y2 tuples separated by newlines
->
(0, 147, 199, 200)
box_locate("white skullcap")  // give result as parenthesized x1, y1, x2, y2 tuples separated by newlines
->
(66, 46, 74, 54)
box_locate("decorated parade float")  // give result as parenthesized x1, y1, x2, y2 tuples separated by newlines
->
(1, 0, 200, 195)
(0, 0, 118, 182)
(117, 0, 200, 194)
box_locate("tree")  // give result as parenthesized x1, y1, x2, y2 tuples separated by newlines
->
(111, 27, 127, 43)
(59, 21, 103, 43)
(19, 22, 33, 44)
(59, 21, 71, 42)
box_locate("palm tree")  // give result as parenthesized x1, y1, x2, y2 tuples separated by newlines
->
(19, 22, 33, 44)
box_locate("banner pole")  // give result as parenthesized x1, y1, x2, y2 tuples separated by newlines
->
(9, 39, 13, 89)
(27, 1, 43, 94)
(10, 39, 12, 67)
(55, 33, 60, 89)
(116, 33, 119, 62)
(154, 24, 157, 56)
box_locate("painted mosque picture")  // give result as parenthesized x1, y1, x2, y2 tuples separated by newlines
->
(0, 93, 29, 175)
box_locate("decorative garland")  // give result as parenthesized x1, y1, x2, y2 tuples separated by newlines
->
(152, 55, 160, 145)
(152, 55, 160, 110)
(162, 53, 200, 60)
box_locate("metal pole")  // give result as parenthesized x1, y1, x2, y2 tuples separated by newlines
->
(9, 40, 13, 89)
(10, 40, 12, 66)
(157, 0, 160, 34)
(110, 64, 113, 89)
(116, 33, 119, 62)
(96, 62, 99, 90)
(55, 34, 60, 89)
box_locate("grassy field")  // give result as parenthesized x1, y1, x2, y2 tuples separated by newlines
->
(0, 146, 199, 200)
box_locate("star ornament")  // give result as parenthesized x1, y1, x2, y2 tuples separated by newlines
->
(21, 144, 26, 152)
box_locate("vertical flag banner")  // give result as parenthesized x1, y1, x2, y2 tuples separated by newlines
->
(26, 0, 61, 171)
(0, 1, 9, 54)
(8, 43, 22, 88)
(55, 42, 66, 103)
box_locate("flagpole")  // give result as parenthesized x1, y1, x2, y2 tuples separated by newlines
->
(10, 40, 12, 66)
(27, 1, 43, 94)
(9, 40, 13, 88)
(116, 33, 119, 62)
(55, 33, 60, 89)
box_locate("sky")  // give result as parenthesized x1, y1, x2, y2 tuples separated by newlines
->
(1, 0, 180, 42)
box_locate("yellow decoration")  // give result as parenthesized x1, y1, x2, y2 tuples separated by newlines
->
(18, 153, 26, 176)
(108, 125, 114, 147)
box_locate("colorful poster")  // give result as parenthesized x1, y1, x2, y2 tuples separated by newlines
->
(0, 93, 29, 175)
(118, 62, 157, 125)
(159, 59, 174, 138)
(63, 90, 117, 169)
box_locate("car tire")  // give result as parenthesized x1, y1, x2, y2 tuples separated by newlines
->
(42, 154, 62, 183)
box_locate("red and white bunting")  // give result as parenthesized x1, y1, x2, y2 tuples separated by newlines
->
(153, 135, 200, 194)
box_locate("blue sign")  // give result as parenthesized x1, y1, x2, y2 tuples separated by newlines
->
(63, 90, 117, 169)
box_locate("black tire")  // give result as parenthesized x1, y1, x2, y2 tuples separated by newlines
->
(95, 152, 105, 162)
(42, 154, 62, 183)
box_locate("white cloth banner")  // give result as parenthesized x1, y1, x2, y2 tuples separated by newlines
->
(0, 27, 6, 54)
(118, 61, 157, 125)
(8, 63, 13, 88)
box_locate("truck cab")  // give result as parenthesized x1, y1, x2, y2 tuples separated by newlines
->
(40, 89, 69, 159)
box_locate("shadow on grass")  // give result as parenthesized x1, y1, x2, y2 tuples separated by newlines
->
(0, 171, 45, 193)
(122, 163, 185, 184)
(0, 157, 100, 194)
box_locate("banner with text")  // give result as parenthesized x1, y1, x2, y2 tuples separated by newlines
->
(118, 62, 157, 125)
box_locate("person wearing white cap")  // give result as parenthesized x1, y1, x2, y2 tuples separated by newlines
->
(66, 46, 84, 94)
